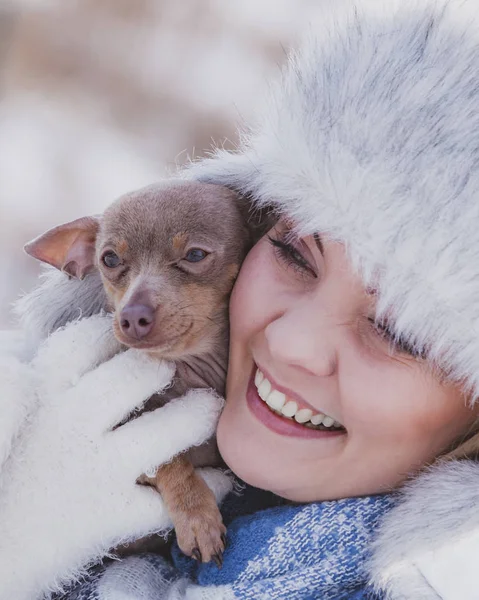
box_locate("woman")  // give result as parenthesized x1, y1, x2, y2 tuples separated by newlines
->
(3, 0, 479, 597)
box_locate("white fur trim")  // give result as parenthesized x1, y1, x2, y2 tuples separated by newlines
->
(414, 533, 479, 600)
(0, 330, 29, 362)
(14, 266, 108, 356)
(369, 461, 479, 599)
(186, 0, 479, 401)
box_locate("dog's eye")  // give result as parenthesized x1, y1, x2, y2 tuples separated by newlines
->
(185, 248, 208, 263)
(102, 251, 121, 268)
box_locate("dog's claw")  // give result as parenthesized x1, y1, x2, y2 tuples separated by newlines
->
(191, 548, 202, 562)
(221, 533, 227, 547)
(213, 552, 223, 569)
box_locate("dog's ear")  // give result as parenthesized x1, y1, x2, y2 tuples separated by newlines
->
(24, 216, 100, 280)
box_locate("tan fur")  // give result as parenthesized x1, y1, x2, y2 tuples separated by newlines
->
(226, 263, 240, 281)
(172, 232, 188, 250)
(177, 283, 222, 352)
(103, 280, 126, 306)
(117, 239, 129, 254)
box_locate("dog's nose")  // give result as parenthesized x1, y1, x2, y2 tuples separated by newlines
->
(120, 304, 155, 340)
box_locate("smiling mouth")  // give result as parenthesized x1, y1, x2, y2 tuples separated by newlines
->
(254, 368, 346, 432)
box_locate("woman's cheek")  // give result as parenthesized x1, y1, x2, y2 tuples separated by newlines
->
(220, 239, 279, 480)
(229, 237, 276, 339)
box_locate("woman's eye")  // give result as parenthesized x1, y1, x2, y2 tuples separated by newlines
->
(102, 251, 121, 268)
(185, 248, 208, 263)
(268, 234, 317, 278)
(369, 318, 424, 359)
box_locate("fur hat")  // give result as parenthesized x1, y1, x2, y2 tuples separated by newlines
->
(186, 0, 479, 403)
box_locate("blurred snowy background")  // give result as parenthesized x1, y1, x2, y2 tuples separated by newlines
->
(0, 0, 329, 328)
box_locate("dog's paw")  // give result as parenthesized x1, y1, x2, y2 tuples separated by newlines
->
(175, 504, 227, 567)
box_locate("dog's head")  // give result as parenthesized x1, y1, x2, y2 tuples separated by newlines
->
(25, 181, 253, 359)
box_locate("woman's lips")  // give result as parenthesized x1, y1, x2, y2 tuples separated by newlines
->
(246, 367, 347, 439)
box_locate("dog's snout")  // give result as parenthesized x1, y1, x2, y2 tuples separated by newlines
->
(120, 304, 155, 340)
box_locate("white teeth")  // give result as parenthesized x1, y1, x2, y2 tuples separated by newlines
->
(255, 369, 264, 388)
(281, 400, 298, 418)
(310, 413, 325, 426)
(257, 378, 271, 401)
(266, 390, 286, 411)
(254, 368, 342, 429)
(295, 408, 313, 423)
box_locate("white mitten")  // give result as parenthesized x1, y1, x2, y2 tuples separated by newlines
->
(0, 315, 229, 600)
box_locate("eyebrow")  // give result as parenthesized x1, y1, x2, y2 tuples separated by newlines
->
(313, 233, 324, 255)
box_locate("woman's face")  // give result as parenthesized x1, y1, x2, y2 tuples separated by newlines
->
(218, 220, 478, 502)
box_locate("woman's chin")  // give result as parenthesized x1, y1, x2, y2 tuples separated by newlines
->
(216, 396, 312, 499)
(216, 400, 280, 492)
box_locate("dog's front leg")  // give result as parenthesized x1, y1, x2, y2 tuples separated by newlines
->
(137, 454, 226, 566)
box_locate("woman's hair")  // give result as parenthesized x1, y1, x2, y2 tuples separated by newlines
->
(442, 420, 479, 461)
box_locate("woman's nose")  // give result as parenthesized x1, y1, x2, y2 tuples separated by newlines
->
(264, 306, 337, 378)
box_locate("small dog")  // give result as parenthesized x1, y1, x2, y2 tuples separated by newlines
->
(24, 180, 260, 565)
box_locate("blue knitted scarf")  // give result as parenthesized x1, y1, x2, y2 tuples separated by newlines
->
(60, 486, 395, 600)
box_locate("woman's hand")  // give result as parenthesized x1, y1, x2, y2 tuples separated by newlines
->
(0, 315, 230, 600)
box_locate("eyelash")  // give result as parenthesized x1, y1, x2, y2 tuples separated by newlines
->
(268, 232, 424, 359)
(369, 318, 425, 359)
(267, 234, 317, 278)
